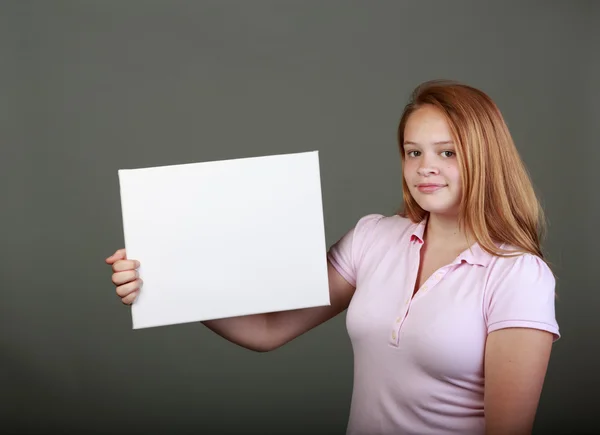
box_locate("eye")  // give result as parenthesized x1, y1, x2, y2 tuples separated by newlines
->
(441, 151, 455, 158)
(406, 150, 420, 157)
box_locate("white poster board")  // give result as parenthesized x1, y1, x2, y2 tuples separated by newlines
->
(118, 151, 331, 329)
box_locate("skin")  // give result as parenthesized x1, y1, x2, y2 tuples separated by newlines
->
(106, 104, 553, 434)
(401, 105, 553, 434)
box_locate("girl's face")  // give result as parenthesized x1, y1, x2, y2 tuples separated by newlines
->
(402, 105, 462, 217)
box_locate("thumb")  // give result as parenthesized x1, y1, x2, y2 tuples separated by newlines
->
(105, 248, 126, 264)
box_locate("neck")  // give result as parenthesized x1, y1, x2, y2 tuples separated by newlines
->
(425, 212, 472, 247)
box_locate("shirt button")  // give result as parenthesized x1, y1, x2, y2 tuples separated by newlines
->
(422, 285, 428, 291)
(392, 331, 397, 339)
(396, 316, 402, 323)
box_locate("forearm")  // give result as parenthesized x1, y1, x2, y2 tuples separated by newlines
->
(201, 262, 354, 352)
(202, 303, 343, 352)
(202, 313, 273, 352)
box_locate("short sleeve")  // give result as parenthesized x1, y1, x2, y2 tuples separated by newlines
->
(326, 214, 384, 287)
(485, 253, 560, 342)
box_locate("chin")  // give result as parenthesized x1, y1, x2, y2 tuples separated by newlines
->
(421, 207, 455, 216)
(413, 199, 459, 216)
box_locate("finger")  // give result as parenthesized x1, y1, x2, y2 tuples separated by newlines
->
(105, 248, 126, 264)
(121, 290, 139, 305)
(116, 278, 143, 298)
(112, 270, 138, 286)
(112, 259, 140, 273)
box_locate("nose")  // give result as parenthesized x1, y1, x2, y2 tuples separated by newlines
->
(417, 154, 440, 176)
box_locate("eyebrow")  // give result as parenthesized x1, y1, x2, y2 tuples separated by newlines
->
(403, 140, 454, 146)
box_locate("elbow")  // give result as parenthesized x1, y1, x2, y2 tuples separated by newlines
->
(249, 337, 285, 353)
(251, 346, 274, 353)
(251, 343, 280, 353)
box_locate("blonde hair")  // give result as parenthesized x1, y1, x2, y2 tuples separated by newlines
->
(397, 80, 547, 260)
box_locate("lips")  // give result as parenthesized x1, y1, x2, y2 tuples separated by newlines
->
(416, 183, 446, 193)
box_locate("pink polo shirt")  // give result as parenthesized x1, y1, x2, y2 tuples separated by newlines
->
(327, 213, 560, 435)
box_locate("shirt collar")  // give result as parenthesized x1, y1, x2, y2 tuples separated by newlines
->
(410, 218, 427, 244)
(410, 216, 493, 267)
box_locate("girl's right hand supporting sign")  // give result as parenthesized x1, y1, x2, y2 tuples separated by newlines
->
(105, 248, 142, 305)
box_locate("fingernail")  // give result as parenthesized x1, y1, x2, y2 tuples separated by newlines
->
(135, 260, 140, 268)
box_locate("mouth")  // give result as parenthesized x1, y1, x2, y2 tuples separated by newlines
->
(416, 183, 446, 193)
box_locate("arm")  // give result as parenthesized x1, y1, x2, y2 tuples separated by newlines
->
(108, 248, 356, 353)
(483, 327, 554, 435)
(202, 260, 355, 352)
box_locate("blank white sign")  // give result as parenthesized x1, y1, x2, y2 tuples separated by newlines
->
(118, 151, 331, 329)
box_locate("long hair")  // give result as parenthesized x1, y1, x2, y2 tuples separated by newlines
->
(397, 80, 548, 260)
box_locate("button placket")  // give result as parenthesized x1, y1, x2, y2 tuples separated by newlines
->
(391, 313, 403, 343)
(421, 268, 447, 292)
(390, 294, 413, 345)
(391, 265, 454, 345)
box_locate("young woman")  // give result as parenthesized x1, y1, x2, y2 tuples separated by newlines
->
(106, 80, 560, 435)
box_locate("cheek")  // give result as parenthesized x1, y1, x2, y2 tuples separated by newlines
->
(403, 160, 416, 177)
(446, 164, 462, 195)
(446, 162, 461, 182)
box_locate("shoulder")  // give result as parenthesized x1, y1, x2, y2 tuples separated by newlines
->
(487, 247, 555, 287)
(484, 246, 556, 304)
(351, 213, 418, 245)
(483, 246, 560, 341)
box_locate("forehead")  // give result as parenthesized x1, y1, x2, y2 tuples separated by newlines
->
(403, 105, 452, 143)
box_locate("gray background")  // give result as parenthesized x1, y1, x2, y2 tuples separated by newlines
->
(1, 1, 598, 434)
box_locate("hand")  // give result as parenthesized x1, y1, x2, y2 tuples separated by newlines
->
(105, 248, 142, 305)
